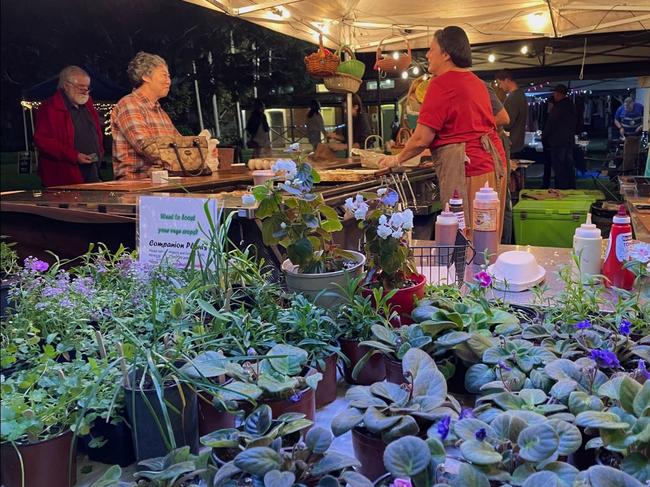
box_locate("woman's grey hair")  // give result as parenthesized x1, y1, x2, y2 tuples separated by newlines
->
(127, 51, 167, 88)
(57, 66, 89, 89)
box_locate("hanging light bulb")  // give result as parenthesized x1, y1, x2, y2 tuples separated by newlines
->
(520, 45, 529, 55)
(488, 53, 496, 63)
(401, 71, 408, 79)
(412, 66, 420, 76)
(392, 51, 400, 60)
(527, 12, 547, 31)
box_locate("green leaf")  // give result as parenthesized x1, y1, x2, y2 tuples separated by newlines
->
(549, 419, 582, 456)
(452, 463, 490, 487)
(245, 405, 273, 436)
(402, 348, 437, 378)
(318, 475, 340, 487)
(221, 381, 263, 402)
(568, 391, 604, 415)
(181, 351, 228, 378)
(580, 465, 645, 487)
(426, 436, 447, 466)
(453, 418, 495, 442)
(598, 376, 626, 401)
(287, 237, 314, 268)
(412, 367, 447, 407)
(518, 389, 548, 406)
(234, 447, 281, 476)
(492, 392, 524, 410)
(465, 364, 496, 394)
(331, 408, 364, 437)
(200, 428, 241, 449)
(491, 412, 529, 443)
(620, 377, 642, 414)
(459, 440, 503, 465)
(544, 462, 580, 486)
(521, 471, 561, 487)
(633, 381, 650, 418)
(370, 382, 409, 405)
(266, 344, 308, 376)
(212, 461, 241, 487)
(341, 471, 374, 487)
(575, 411, 629, 429)
(346, 386, 388, 409)
(383, 436, 432, 477)
(89, 465, 122, 487)
(264, 470, 295, 487)
(435, 331, 471, 347)
(311, 452, 360, 477)
(517, 423, 559, 462)
(305, 426, 333, 454)
(363, 407, 402, 434)
(621, 452, 650, 483)
(383, 415, 420, 443)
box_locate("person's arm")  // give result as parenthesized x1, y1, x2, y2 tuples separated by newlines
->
(494, 107, 510, 128)
(113, 103, 155, 157)
(378, 123, 436, 168)
(613, 107, 624, 136)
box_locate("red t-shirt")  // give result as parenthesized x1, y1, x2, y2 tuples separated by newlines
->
(418, 71, 506, 177)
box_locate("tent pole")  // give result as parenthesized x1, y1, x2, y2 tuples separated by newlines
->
(22, 106, 29, 152)
(347, 93, 353, 156)
(192, 60, 205, 131)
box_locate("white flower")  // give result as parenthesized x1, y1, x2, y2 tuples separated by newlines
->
(286, 142, 301, 152)
(377, 224, 392, 239)
(389, 212, 404, 229)
(401, 209, 414, 230)
(271, 159, 297, 179)
(377, 188, 388, 196)
(355, 194, 365, 205)
(378, 214, 388, 226)
(241, 194, 256, 205)
(629, 242, 650, 263)
(280, 222, 287, 229)
(354, 202, 369, 221)
(392, 229, 404, 239)
(344, 197, 355, 212)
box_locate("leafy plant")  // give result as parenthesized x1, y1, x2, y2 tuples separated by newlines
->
(0, 237, 19, 278)
(332, 349, 460, 443)
(383, 435, 446, 487)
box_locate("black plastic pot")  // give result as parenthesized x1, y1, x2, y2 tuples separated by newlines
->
(508, 304, 544, 325)
(79, 418, 135, 467)
(123, 378, 199, 464)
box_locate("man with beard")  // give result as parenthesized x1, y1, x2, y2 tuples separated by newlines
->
(34, 66, 104, 187)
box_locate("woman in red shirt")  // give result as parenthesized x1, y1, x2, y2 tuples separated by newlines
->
(380, 26, 506, 239)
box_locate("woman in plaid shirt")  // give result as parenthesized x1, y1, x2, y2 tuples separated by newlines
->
(111, 51, 180, 180)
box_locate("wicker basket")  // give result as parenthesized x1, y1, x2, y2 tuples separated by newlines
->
(390, 127, 412, 154)
(304, 34, 339, 78)
(374, 36, 412, 73)
(323, 72, 362, 94)
(336, 46, 366, 79)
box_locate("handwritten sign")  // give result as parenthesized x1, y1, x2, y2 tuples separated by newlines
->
(138, 195, 218, 268)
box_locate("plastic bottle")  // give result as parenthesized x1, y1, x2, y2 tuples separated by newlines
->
(472, 182, 500, 267)
(602, 205, 634, 290)
(573, 213, 603, 280)
(449, 189, 466, 236)
(435, 203, 459, 266)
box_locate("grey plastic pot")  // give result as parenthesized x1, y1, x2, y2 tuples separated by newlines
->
(282, 250, 366, 308)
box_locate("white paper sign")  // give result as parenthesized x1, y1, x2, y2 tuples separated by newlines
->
(138, 195, 218, 268)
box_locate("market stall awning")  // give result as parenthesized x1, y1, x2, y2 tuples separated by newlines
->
(183, 0, 650, 50)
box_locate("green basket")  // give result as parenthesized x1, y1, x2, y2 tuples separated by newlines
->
(336, 45, 366, 79)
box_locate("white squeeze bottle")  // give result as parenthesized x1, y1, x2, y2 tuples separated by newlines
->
(572, 213, 602, 280)
(472, 182, 500, 267)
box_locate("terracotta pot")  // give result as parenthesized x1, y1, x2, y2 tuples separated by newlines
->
(386, 273, 426, 325)
(340, 338, 386, 385)
(351, 428, 387, 481)
(198, 393, 237, 437)
(264, 386, 316, 422)
(384, 356, 406, 384)
(315, 353, 338, 408)
(1, 430, 77, 487)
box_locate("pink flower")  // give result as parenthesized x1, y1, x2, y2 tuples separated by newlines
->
(392, 479, 412, 487)
(475, 271, 492, 288)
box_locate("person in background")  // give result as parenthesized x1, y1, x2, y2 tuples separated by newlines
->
(378, 26, 507, 239)
(542, 85, 576, 189)
(615, 97, 644, 172)
(111, 51, 180, 180)
(246, 99, 272, 158)
(328, 94, 372, 149)
(495, 70, 528, 160)
(306, 100, 328, 152)
(34, 65, 104, 187)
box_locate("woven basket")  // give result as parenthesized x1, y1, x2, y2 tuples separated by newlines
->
(304, 34, 339, 78)
(390, 127, 412, 154)
(374, 36, 412, 73)
(405, 75, 430, 115)
(336, 46, 366, 79)
(323, 72, 362, 94)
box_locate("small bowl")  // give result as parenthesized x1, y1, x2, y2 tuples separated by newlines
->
(252, 170, 276, 185)
(487, 251, 546, 292)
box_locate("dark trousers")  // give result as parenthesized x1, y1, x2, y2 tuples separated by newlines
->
(550, 145, 576, 189)
(542, 148, 552, 189)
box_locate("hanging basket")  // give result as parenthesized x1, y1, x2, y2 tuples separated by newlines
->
(405, 75, 430, 115)
(336, 46, 366, 79)
(304, 34, 340, 78)
(374, 36, 412, 74)
(323, 72, 362, 94)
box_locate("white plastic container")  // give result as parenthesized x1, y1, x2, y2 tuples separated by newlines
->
(572, 213, 603, 280)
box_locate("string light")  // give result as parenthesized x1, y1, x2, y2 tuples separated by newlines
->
(401, 71, 408, 79)
(21, 100, 116, 135)
(488, 53, 496, 63)
(520, 45, 529, 55)
(412, 66, 420, 76)
(392, 52, 400, 60)
(527, 12, 547, 31)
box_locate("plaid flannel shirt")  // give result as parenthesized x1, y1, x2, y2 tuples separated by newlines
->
(111, 90, 179, 180)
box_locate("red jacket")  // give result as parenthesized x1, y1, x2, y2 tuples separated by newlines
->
(33, 90, 104, 187)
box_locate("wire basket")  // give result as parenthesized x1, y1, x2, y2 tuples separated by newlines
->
(410, 235, 473, 287)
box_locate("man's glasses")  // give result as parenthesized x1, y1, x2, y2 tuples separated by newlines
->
(66, 81, 91, 93)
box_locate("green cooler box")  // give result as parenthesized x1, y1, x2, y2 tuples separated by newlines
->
(513, 190, 605, 248)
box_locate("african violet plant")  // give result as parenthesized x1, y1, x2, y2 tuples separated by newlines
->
(332, 349, 461, 443)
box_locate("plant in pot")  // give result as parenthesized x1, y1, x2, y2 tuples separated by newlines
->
(249, 158, 365, 308)
(277, 294, 345, 408)
(335, 275, 396, 385)
(331, 349, 460, 481)
(352, 323, 433, 384)
(219, 344, 323, 421)
(210, 424, 371, 487)
(0, 237, 20, 317)
(345, 188, 422, 324)
(575, 376, 650, 482)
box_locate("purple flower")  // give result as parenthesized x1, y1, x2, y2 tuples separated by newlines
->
(590, 349, 621, 369)
(72, 277, 94, 295)
(575, 319, 591, 330)
(381, 189, 399, 207)
(474, 271, 492, 288)
(437, 415, 451, 440)
(24, 257, 49, 273)
(638, 360, 650, 379)
(289, 392, 303, 403)
(618, 320, 631, 335)
(459, 408, 474, 419)
(392, 480, 412, 487)
(59, 297, 74, 309)
(474, 428, 487, 441)
(498, 361, 512, 371)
